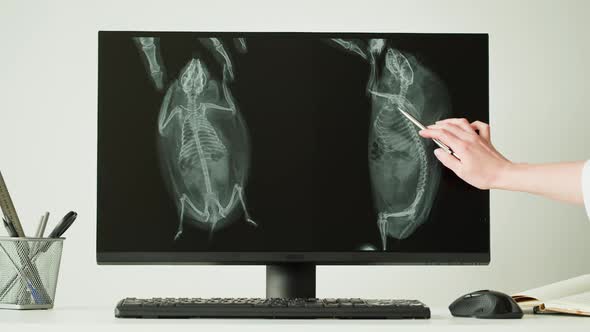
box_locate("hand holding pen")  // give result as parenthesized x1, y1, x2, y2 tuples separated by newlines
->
(419, 118, 511, 190)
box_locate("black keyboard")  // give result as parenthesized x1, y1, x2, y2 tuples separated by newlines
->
(115, 297, 430, 319)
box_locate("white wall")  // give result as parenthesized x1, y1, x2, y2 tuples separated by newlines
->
(1, 0, 589, 308)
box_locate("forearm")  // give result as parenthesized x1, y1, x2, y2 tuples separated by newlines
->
(494, 161, 586, 204)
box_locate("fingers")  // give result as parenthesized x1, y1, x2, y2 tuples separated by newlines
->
(436, 118, 491, 141)
(427, 123, 473, 141)
(470, 121, 491, 141)
(435, 118, 474, 133)
(419, 126, 464, 150)
(434, 148, 462, 173)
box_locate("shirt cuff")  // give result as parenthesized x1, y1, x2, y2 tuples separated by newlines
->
(583, 160, 590, 220)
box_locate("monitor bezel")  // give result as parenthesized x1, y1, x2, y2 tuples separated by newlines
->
(97, 252, 490, 265)
(97, 30, 490, 266)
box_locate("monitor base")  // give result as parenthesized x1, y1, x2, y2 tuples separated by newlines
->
(266, 263, 316, 298)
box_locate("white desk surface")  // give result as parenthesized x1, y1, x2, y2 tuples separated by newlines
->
(0, 306, 588, 331)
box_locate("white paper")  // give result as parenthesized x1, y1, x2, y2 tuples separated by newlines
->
(513, 274, 590, 303)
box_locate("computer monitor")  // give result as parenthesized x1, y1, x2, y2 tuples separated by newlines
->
(97, 31, 489, 298)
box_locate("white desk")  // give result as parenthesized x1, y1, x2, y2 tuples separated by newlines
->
(0, 306, 588, 331)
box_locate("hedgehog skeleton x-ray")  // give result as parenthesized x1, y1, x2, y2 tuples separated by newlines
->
(327, 39, 450, 249)
(369, 89, 430, 246)
(157, 58, 257, 241)
(133, 36, 257, 241)
(369, 48, 450, 248)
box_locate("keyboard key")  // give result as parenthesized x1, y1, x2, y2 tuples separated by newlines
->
(305, 302, 324, 308)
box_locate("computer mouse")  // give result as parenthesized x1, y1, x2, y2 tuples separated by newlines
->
(449, 290, 523, 319)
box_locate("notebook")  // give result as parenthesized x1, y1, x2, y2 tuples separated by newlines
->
(512, 274, 590, 316)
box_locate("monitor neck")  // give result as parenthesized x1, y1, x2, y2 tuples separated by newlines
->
(266, 263, 316, 299)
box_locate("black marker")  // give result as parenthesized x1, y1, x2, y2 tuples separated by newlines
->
(48, 211, 78, 238)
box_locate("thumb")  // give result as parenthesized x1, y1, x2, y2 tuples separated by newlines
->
(434, 148, 461, 173)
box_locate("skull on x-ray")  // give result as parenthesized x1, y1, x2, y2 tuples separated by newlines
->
(325, 39, 451, 249)
(369, 49, 451, 248)
(134, 37, 257, 242)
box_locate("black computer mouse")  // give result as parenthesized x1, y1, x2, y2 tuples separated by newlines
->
(449, 290, 523, 319)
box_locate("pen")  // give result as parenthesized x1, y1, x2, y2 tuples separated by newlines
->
(368, 89, 458, 159)
(2, 217, 18, 237)
(4, 217, 51, 303)
(0, 242, 42, 304)
(2, 217, 42, 303)
(35, 212, 50, 238)
(48, 211, 78, 238)
(396, 107, 459, 158)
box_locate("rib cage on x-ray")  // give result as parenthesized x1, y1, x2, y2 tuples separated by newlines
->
(327, 39, 450, 250)
(370, 94, 433, 245)
(134, 37, 258, 242)
(134, 36, 450, 248)
(159, 59, 257, 241)
(372, 97, 429, 219)
(179, 105, 227, 169)
(370, 48, 450, 248)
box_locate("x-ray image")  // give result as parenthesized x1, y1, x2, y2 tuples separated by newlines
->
(98, 32, 489, 254)
(134, 37, 257, 241)
(134, 37, 166, 91)
(369, 49, 450, 248)
(326, 39, 451, 249)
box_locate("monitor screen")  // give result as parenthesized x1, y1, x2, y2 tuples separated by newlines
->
(97, 31, 489, 263)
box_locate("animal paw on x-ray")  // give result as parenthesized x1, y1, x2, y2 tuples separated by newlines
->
(134, 37, 165, 91)
(326, 38, 451, 249)
(369, 49, 450, 248)
(158, 58, 257, 241)
(133, 36, 256, 242)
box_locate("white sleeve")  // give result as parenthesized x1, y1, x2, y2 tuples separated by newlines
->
(583, 160, 590, 220)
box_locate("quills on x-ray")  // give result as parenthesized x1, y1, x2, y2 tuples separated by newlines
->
(326, 39, 450, 249)
(157, 58, 257, 241)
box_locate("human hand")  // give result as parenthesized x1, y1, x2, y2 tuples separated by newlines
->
(419, 119, 512, 190)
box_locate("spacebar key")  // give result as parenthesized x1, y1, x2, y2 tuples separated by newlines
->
(178, 303, 253, 308)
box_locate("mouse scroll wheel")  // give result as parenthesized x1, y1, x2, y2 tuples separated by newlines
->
(466, 290, 489, 298)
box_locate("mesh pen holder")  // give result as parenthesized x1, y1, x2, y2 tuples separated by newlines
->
(0, 237, 64, 309)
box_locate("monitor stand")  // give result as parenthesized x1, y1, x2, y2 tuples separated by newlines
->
(266, 263, 316, 298)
